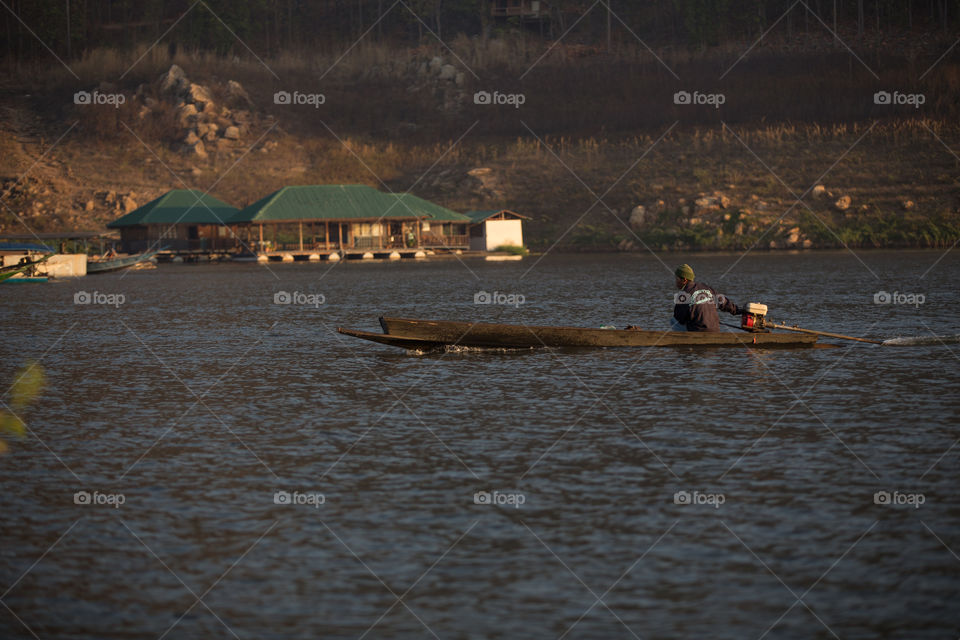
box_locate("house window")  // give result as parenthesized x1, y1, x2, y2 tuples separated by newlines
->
(355, 223, 382, 237)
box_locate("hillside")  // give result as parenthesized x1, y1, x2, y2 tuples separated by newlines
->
(1, 31, 959, 250)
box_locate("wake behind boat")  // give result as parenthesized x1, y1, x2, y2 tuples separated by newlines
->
(338, 316, 820, 350)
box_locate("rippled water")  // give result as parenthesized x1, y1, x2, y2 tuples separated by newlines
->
(2, 251, 959, 639)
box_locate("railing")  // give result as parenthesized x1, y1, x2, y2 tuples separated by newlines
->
(421, 234, 469, 248)
(129, 238, 243, 252)
(129, 235, 471, 254)
(354, 236, 379, 249)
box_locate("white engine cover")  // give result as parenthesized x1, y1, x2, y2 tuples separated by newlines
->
(744, 302, 768, 315)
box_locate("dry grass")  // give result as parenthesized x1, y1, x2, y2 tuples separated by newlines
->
(2, 38, 958, 247)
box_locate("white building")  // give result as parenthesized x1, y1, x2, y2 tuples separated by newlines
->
(467, 210, 528, 251)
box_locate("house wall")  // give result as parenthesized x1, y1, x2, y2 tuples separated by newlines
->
(119, 227, 148, 253)
(40, 254, 87, 277)
(477, 219, 524, 251)
(119, 225, 238, 252)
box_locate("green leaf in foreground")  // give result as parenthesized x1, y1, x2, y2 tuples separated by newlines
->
(9, 362, 45, 409)
(1, 361, 45, 455)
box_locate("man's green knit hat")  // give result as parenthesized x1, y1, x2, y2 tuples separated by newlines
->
(675, 264, 695, 280)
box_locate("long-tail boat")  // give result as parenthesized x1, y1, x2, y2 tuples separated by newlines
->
(338, 316, 820, 350)
(0, 255, 51, 283)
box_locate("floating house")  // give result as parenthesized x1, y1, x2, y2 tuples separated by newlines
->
(390, 194, 471, 249)
(108, 190, 239, 254)
(105, 184, 525, 258)
(227, 185, 431, 253)
(466, 209, 529, 251)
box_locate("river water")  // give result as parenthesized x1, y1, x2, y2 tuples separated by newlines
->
(1, 251, 958, 639)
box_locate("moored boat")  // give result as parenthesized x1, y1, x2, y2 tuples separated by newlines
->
(338, 317, 819, 350)
(0, 252, 52, 283)
(87, 248, 160, 274)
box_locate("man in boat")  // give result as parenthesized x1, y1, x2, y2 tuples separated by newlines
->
(672, 263, 741, 332)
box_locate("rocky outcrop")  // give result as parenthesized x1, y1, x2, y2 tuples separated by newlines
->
(412, 166, 505, 204)
(405, 55, 468, 115)
(140, 65, 257, 158)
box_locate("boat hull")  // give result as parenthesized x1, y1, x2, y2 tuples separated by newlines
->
(336, 317, 819, 349)
(87, 249, 159, 274)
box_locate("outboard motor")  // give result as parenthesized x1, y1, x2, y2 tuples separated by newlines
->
(740, 302, 768, 332)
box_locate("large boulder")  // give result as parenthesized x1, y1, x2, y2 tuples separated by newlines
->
(629, 205, 649, 230)
(159, 64, 189, 96)
(197, 122, 219, 141)
(439, 64, 457, 81)
(182, 140, 208, 160)
(226, 80, 254, 108)
(694, 196, 719, 212)
(176, 103, 198, 126)
(186, 83, 214, 110)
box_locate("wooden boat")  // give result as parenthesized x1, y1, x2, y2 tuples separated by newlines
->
(87, 249, 159, 274)
(338, 317, 819, 350)
(0, 255, 51, 283)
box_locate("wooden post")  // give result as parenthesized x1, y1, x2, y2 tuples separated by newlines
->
(325, 220, 330, 250)
(258, 223, 263, 252)
(415, 218, 421, 247)
(298, 220, 303, 251)
(606, 0, 611, 53)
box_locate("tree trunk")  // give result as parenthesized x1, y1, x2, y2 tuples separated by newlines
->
(606, 0, 611, 53)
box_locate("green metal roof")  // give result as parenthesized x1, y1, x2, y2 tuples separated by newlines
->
(107, 190, 239, 228)
(465, 209, 529, 223)
(390, 194, 471, 222)
(228, 185, 424, 223)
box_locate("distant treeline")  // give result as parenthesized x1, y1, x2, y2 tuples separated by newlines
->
(3, 0, 958, 62)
